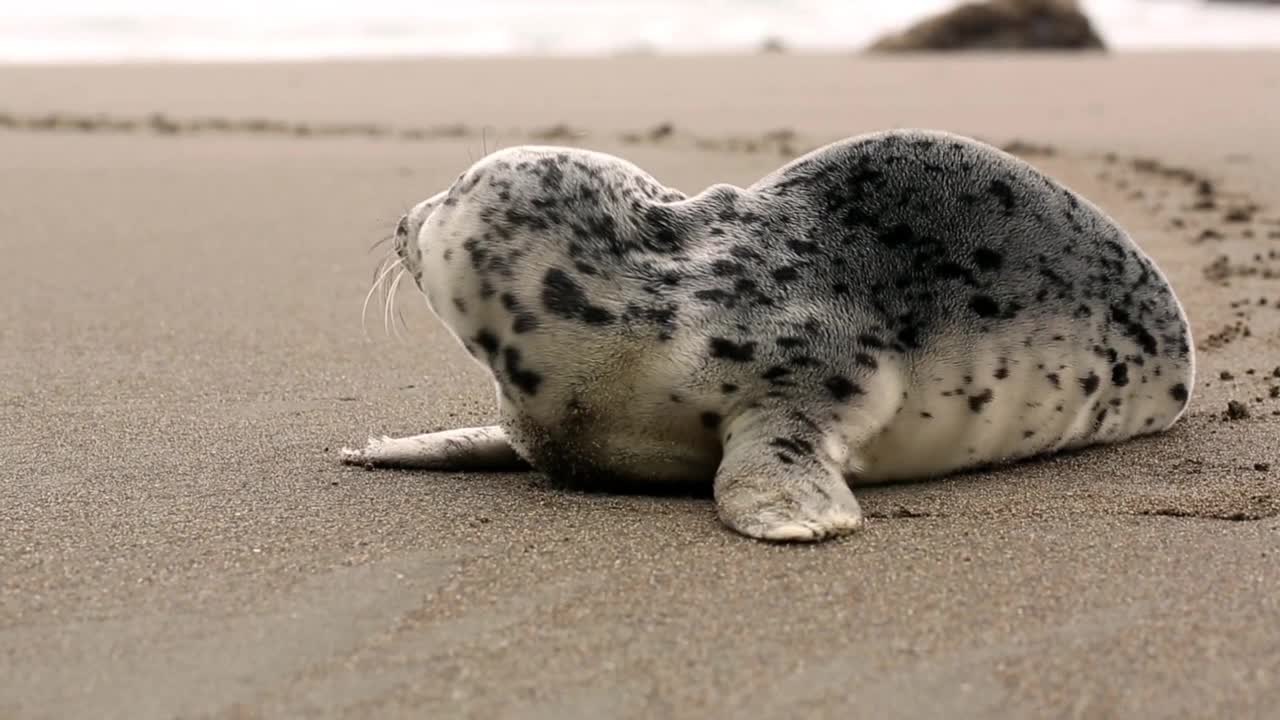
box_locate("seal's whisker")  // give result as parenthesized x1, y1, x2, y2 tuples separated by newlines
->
(369, 233, 396, 253)
(361, 256, 403, 340)
(389, 263, 412, 339)
(368, 250, 395, 285)
(361, 255, 392, 339)
(385, 267, 408, 342)
(396, 305, 410, 336)
(379, 261, 394, 336)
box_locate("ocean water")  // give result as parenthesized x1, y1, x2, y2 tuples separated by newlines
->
(0, 0, 1277, 63)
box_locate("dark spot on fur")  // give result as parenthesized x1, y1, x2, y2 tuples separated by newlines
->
(972, 247, 1003, 271)
(541, 268, 614, 325)
(1170, 383, 1188, 403)
(720, 383, 738, 394)
(694, 288, 734, 305)
(642, 206, 685, 253)
(503, 347, 543, 395)
(1080, 372, 1101, 396)
(787, 238, 820, 255)
(988, 179, 1016, 212)
(1111, 363, 1129, 387)
(712, 259, 744, 275)
(473, 329, 499, 355)
(1134, 327, 1158, 356)
(709, 338, 756, 362)
(772, 266, 800, 283)
(1046, 373, 1061, 388)
(825, 375, 861, 402)
(968, 389, 994, 413)
(897, 325, 921, 349)
(762, 366, 792, 383)
(770, 437, 814, 456)
(879, 223, 915, 247)
(512, 313, 539, 333)
(934, 262, 978, 287)
(969, 295, 1000, 318)
(855, 353, 877, 369)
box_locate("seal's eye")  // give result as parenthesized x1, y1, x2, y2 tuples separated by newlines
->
(395, 216, 410, 237)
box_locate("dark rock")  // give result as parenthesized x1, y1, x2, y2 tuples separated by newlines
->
(867, 0, 1106, 53)
(759, 36, 788, 54)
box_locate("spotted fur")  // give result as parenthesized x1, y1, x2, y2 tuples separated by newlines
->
(351, 129, 1195, 542)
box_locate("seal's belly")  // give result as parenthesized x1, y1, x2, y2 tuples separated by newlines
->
(503, 396, 722, 489)
(854, 342, 1191, 483)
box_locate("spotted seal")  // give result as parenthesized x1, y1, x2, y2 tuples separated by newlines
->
(341, 129, 1194, 542)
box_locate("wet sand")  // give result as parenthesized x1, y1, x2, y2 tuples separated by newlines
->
(1, 52, 1278, 718)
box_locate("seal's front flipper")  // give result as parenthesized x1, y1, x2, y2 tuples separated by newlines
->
(339, 426, 530, 471)
(713, 413, 863, 542)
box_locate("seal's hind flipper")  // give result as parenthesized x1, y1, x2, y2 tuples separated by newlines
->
(340, 426, 530, 471)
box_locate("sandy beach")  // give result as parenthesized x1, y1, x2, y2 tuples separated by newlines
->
(2, 52, 1279, 718)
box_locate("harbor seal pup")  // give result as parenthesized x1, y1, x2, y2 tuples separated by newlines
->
(341, 129, 1195, 542)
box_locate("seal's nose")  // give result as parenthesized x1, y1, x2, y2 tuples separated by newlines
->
(395, 216, 410, 238)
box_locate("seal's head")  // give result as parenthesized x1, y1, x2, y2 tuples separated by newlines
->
(388, 146, 688, 339)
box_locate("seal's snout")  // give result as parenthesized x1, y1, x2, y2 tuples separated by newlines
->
(393, 214, 411, 258)
(392, 214, 412, 268)
(396, 191, 449, 282)
(393, 210, 426, 283)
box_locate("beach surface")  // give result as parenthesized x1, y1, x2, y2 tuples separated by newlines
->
(2, 52, 1279, 719)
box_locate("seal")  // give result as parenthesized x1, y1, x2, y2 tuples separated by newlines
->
(341, 129, 1195, 542)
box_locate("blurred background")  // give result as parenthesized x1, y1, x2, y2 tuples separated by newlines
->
(0, 0, 1277, 63)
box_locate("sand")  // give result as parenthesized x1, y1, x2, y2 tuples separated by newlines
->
(1, 52, 1278, 719)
